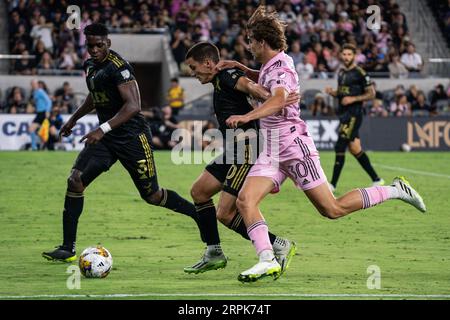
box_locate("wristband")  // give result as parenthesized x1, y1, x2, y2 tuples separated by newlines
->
(100, 122, 112, 134)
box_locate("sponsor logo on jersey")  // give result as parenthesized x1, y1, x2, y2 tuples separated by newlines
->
(121, 70, 130, 79)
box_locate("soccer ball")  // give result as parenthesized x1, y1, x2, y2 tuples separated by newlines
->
(401, 143, 412, 152)
(78, 246, 113, 278)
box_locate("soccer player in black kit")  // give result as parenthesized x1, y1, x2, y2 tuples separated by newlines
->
(183, 42, 297, 275)
(325, 43, 384, 192)
(42, 23, 200, 262)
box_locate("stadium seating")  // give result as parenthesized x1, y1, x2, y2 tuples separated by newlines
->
(1, 1, 449, 119)
(3, 0, 423, 76)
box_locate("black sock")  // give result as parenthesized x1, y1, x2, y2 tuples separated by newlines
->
(195, 200, 220, 245)
(331, 153, 346, 187)
(158, 189, 205, 242)
(158, 188, 198, 220)
(355, 151, 380, 181)
(62, 191, 84, 253)
(229, 212, 277, 244)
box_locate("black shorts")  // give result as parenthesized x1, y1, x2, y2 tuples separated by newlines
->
(338, 114, 363, 141)
(205, 137, 260, 197)
(33, 112, 47, 125)
(73, 131, 159, 198)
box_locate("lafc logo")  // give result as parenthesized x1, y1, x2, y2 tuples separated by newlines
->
(121, 70, 130, 79)
(92, 91, 109, 104)
(407, 121, 450, 148)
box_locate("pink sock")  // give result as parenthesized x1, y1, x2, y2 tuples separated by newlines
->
(247, 221, 272, 255)
(359, 186, 389, 209)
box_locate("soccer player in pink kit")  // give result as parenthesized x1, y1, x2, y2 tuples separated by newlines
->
(223, 6, 426, 283)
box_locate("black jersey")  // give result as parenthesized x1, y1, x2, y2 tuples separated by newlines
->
(212, 68, 258, 135)
(336, 66, 373, 116)
(84, 50, 149, 142)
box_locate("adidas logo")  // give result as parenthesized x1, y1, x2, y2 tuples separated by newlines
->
(399, 181, 413, 197)
(302, 179, 310, 185)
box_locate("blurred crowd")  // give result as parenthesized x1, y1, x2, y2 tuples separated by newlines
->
(4, 0, 449, 151)
(7, 0, 437, 78)
(171, 0, 427, 79)
(304, 82, 450, 117)
(0, 80, 76, 114)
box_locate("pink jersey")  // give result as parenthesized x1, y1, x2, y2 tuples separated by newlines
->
(257, 51, 307, 135)
(248, 51, 328, 192)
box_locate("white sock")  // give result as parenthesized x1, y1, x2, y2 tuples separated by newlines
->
(386, 185, 400, 199)
(259, 249, 275, 262)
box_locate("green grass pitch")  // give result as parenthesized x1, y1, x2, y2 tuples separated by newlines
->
(0, 151, 449, 300)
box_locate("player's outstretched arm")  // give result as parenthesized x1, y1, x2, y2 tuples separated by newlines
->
(226, 87, 288, 128)
(235, 77, 300, 108)
(60, 93, 94, 138)
(235, 76, 270, 101)
(216, 60, 260, 83)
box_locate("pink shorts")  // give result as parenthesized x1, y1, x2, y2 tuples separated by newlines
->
(247, 132, 327, 192)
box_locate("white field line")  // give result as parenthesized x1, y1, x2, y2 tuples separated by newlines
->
(1, 293, 450, 299)
(373, 164, 450, 179)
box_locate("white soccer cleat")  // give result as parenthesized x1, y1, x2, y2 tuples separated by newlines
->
(238, 258, 281, 283)
(273, 238, 297, 277)
(392, 176, 426, 213)
(372, 178, 385, 187)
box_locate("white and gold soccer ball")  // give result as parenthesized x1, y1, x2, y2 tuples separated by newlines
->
(79, 246, 113, 278)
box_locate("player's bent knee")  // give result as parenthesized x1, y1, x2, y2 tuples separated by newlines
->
(143, 189, 162, 205)
(236, 193, 255, 214)
(216, 207, 235, 225)
(348, 145, 360, 155)
(67, 174, 84, 193)
(190, 184, 209, 203)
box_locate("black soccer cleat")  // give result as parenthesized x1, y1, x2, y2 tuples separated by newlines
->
(42, 246, 77, 262)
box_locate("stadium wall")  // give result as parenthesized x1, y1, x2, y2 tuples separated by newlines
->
(0, 75, 447, 110)
(303, 116, 450, 151)
(1, 114, 448, 151)
(178, 78, 450, 105)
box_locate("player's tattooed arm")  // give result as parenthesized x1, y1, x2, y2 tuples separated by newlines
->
(341, 84, 375, 106)
(216, 60, 260, 83)
(60, 93, 95, 138)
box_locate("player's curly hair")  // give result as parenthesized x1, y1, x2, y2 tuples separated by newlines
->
(247, 5, 288, 51)
(84, 23, 109, 36)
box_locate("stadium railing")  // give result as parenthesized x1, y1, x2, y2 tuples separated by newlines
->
(36, 69, 84, 76)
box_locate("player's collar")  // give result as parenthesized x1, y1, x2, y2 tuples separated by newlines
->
(91, 50, 112, 67)
(343, 64, 357, 71)
(261, 51, 284, 72)
(100, 53, 109, 64)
